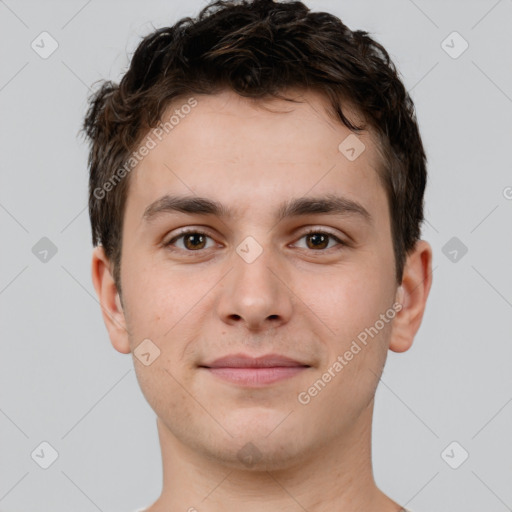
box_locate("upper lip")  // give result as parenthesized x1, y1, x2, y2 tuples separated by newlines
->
(200, 353, 310, 368)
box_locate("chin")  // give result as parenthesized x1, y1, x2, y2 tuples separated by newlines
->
(219, 409, 295, 442)
(208, 439, 307, 472)
(202, 421, 312, 472)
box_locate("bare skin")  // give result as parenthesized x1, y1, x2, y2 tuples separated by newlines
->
(92, 88, 432, 512)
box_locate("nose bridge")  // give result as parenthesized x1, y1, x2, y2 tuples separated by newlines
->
(216, 237, 293, 330)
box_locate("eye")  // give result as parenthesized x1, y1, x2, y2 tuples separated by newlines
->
(163, 228, 347, 253)
(293, 229, 346, 251)
(164, 230, 216, 251)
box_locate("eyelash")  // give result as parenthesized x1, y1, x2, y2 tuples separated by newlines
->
(164, 228, 346, 253)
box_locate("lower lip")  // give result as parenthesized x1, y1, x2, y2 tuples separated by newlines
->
(203, 366, 308, 386)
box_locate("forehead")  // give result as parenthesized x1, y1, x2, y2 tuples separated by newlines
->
(125, 89, 387, 225)
(160, 88, 379, 162)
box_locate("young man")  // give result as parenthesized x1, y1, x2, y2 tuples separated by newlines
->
(84, 0, 432, 510)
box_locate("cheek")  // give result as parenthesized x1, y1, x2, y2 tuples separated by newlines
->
(122, 260, 209, 370)
(295, 264, 389, 334)
(295, 261, 394, 395)
(121, 256, 175, 327)
(134, 361, 194, 430)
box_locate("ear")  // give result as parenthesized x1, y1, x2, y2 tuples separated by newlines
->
(389, 240, 433, 353)
(91, 246, 131, 354)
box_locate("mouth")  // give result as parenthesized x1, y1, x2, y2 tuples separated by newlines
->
(199, 353, 311, 387)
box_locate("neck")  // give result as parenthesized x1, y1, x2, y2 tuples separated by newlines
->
(145, 400, 400, 512)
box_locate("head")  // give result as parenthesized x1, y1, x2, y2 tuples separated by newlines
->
(85, 0, 427, 294)
(86, 0, 432, 471)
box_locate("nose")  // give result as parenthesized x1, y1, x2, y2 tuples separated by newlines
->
(215, 243, 293, 332)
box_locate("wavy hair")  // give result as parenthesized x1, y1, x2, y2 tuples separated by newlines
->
(83, 0, 427, 290)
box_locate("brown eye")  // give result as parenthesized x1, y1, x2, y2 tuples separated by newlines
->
(305, 232, 330, 250)
(294, 230, 345, 251)
(165, 230, 214, 251)
(183, 233, 206, 250)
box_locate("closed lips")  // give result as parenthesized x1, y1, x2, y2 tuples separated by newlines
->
(200, 354, 311, 368)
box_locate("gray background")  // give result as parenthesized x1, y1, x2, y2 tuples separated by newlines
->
(1, 0, 511, 511)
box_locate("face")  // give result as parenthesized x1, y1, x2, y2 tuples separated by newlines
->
(106, 89, 404, 469)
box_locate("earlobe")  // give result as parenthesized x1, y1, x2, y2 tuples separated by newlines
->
(389, 240, 433, 353)
(91, 246, 131, 354)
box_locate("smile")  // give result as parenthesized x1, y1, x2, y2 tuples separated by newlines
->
(199, 353, 311, 387)
(202, 366, 309, 386)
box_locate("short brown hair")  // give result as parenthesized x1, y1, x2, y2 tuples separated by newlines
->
(83, 0, 427, 292)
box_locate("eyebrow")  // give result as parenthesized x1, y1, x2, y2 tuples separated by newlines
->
(142, 193, 372, 224)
